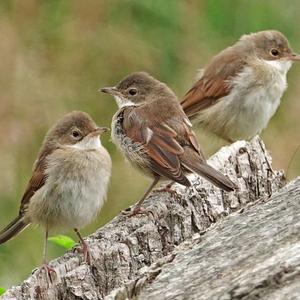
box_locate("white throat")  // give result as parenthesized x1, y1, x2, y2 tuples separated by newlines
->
(264, 59, 292, 74)
(71, 136, 102, 150)
(114, 95, 135, 108)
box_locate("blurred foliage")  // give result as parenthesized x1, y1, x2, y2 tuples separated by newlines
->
(0, 0, 299, 288)
(48, 235, 76, 250)
(0, 287, 6, 296)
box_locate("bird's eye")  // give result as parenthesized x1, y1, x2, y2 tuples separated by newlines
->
(270, 49, 280, 56)
(72, 130, 81, 139)
(128, 88, 137, 96)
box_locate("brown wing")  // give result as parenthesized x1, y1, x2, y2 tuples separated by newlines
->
(179, 118, 206, 161)
(181, 49, 246, 118)
(123, 107, 191, 186)
(19, 147, 54, 215)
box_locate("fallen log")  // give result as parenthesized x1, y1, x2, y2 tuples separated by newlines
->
(1, 137, 286, 300)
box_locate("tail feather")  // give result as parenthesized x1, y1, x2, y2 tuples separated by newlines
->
(182, 156, 237, 192)
(0, 216, 28, 244)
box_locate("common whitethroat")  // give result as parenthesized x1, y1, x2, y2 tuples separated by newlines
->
(181, 30, 300, 142)
(0, 111, 111, 278)
(101, 72, 236, 215)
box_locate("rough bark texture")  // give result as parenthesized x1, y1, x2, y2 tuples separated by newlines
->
(1, 137, 286, 300)
(129, 178, 300, 300)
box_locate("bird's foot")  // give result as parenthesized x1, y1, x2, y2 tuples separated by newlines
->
(74, 239, 92, 265)
(39, 263, 56, 284)
(122, 205, 149, 217)
(154, 182, 178, 197)
(81, 240, 91, 265)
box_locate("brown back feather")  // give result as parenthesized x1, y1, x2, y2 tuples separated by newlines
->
(181, 48, 246, 118)
(122, 96, 207, 187)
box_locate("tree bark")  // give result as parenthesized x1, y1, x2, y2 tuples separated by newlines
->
(125, 177, 300, 300)
(1, 137, 286, 300)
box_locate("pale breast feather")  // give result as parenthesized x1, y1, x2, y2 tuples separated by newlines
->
(195, 58, 291, 140)
(27, 147, 110, 229)
(112, 108, 150, 168)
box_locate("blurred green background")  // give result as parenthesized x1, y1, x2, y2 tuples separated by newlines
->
(0, 0, 299, 288)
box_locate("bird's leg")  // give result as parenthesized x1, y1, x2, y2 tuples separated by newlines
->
(40, 226, 56, 283)
(74, 228, 91, 265)
(123, 177, 160, 217)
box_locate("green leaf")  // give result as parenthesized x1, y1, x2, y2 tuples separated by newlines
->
(48, 235, 76, 250)
(0, 287, 6, 295)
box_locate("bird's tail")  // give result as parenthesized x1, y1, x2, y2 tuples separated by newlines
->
(191, 162, 237, 191)
(0, 216, 28, 244)
(181, 148, 237, 192)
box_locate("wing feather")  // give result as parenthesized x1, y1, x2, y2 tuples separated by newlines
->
(19, 147, 54, 215)
(123, 107, 190, 186)
(181, 49, 246, 118)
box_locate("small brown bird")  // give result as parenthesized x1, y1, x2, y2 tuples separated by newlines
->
(181, 30, 300, 142)
(101, 72, 236, 215)
(0, 111, 111, 277)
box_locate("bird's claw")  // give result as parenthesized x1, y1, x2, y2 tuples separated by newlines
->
(154, 185, 178, 198)
(73, 241, 92, 265)
(39, 264, 56, 284)
(122, 206, 150, 217)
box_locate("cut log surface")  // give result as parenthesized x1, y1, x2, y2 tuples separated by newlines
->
(134, 178, 300, 300)
(1, 137, 287, 300)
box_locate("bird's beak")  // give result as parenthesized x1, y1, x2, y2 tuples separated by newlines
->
(289, 53, 300, 61)
(99, 86, 118, 96)
(90, 126, 110, 136)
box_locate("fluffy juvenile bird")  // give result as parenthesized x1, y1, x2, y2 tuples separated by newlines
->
(0, 111, 111, 277)
(181, 30, 300, 142)
(101, 72, 236, 215)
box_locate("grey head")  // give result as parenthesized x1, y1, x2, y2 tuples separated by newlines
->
(237, 30, 300, 62)
(43, 111, 108, 148)
(100, 72, 176, 108)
